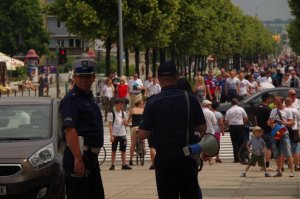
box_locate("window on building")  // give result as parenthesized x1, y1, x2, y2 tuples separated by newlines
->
(57, 21, 61, 28)
(75, 39, 81, 47)
(57, 39, 64, 47)
(69, 39, 74, 47)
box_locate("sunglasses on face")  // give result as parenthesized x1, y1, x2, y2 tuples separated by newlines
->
(289, 93, 296, 96)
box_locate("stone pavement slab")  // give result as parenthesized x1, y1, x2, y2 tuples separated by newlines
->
(101, 160, 299, 199)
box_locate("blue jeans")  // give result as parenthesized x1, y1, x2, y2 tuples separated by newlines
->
(272, 134, 292, 158)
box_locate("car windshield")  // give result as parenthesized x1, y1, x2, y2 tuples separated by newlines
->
(0, 105, 51, 140)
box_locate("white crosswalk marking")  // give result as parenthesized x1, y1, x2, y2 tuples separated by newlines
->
(100, 126, 233, 163)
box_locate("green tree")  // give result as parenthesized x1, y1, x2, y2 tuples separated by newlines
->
(0, 0, 49, 56)
(288, 0, 300, 54)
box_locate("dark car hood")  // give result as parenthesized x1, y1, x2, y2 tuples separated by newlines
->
(217, 102, 232, 115)
(0, 139, 52, 159)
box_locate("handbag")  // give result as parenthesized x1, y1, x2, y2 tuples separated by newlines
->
(277, 108, 299, 142)
(289, 129, 300, 143)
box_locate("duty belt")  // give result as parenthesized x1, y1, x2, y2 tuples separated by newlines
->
(83, 145, 100, 154)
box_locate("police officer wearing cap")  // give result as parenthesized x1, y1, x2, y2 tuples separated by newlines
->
(139, 62, 207, 199)
(60, 59, 105, 199)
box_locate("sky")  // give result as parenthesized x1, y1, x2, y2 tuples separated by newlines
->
(231, 0, 292, 21)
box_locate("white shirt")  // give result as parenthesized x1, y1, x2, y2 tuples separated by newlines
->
(291, 98, 300, 113)
(203, 107, 217, 134)
(102, 85, 114, 98)
(213, 111, 223, 132)
(128, 79, 143, 94)
(147, 82, 161, 97)
(286, 107, 299, 130)
(225, 105, 247, 125)
(238, 79, 250, 96)
(249, 81, 258, 94)
(269, 108, 293, 123)
(108, 110, 127, 136)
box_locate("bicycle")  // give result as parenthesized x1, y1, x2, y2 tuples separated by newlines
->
(135, 135, 145, 166)
(98, 146, 107, 166)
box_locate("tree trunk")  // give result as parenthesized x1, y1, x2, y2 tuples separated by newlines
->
(171, 48, 176, 63)
(145, 48, 150, 78)
(188, 56, 192, 82)
(152, 48, 157, 77)
(159, 48, 166, 64)
(125, 47, 129, 76)
(117, 43, 120, 76)
(134, 46, 140, 76)
(105, 36, 112, 77)
(194, 56, 198, 79)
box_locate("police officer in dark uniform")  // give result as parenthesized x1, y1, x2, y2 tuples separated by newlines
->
(139, 62, 207, 199)
(60, 59, 105, 199)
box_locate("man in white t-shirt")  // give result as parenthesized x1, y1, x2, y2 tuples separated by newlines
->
(225, 98, 248, 163)
(108, 98, 132, 170)
(288, 89, 300, 113)
(147, 77, 161, 97)
(237, 72, 250, 101)
(268, 96, 294, 177)
(202, 100, 217, 134)
(128, 74, 143, 108)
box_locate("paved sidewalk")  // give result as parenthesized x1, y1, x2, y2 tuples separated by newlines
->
(101, 160, 299, 199)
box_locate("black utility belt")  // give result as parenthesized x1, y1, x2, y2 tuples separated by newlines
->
(83, 145, 100, 154)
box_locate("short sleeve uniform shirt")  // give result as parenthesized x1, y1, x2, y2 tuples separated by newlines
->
(61, 85, 104, 148)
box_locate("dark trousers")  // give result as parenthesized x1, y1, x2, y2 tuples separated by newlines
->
(229, 125, 246, 162)
(155, 149, 202, 199)
(63, 148, 105, 199)
(227, 89, 237, 102)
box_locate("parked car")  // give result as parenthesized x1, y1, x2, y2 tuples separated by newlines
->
(217, 87, 300, 127)
(0, 97, 65, 199)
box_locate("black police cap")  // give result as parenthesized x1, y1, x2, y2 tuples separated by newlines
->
(158, 62, 177, 77)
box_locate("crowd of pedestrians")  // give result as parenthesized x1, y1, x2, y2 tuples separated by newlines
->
(62, 54, 300, 198)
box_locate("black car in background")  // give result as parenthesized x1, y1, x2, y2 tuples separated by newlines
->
(217, 88, 300, 127)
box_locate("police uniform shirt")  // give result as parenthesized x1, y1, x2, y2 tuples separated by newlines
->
(61, 85, 104, 148)
(225, 105, 247, 125)
(139, 86, 206, 152)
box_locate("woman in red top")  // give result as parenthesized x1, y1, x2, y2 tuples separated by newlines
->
(117, 77, 129, 109)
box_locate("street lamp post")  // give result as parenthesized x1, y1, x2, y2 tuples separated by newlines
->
(56, 44, 60, 98)
(118, 0, 124, 77)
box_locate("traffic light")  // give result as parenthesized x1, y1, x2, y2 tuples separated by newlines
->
(58, 48, 67, 64)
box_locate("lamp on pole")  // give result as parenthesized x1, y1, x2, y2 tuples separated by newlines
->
(118, 0, 124, 77)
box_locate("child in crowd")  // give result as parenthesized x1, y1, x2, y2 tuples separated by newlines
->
(240, 126, 271, 177)
(108, 98, 132, 170)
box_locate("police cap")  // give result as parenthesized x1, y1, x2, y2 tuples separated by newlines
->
(158, 62, 177, 77)
(72, 59, 96, 75)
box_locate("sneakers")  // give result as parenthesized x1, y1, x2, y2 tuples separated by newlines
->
(122, 164, 132, 170)
(273, 171, 282, 177)
(265, 173, 271, 177)
(149, 165, 155, 170)
(289, 172, 295, 177)
(109, 165, 115, 170)
(240, 172, 246, 177)
(129, 160, 133, 166)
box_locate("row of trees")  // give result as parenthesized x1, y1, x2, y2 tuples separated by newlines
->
(46, 0, 275, 78)
(288, 0, 300, 55)
(0, 0, 49, 56)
